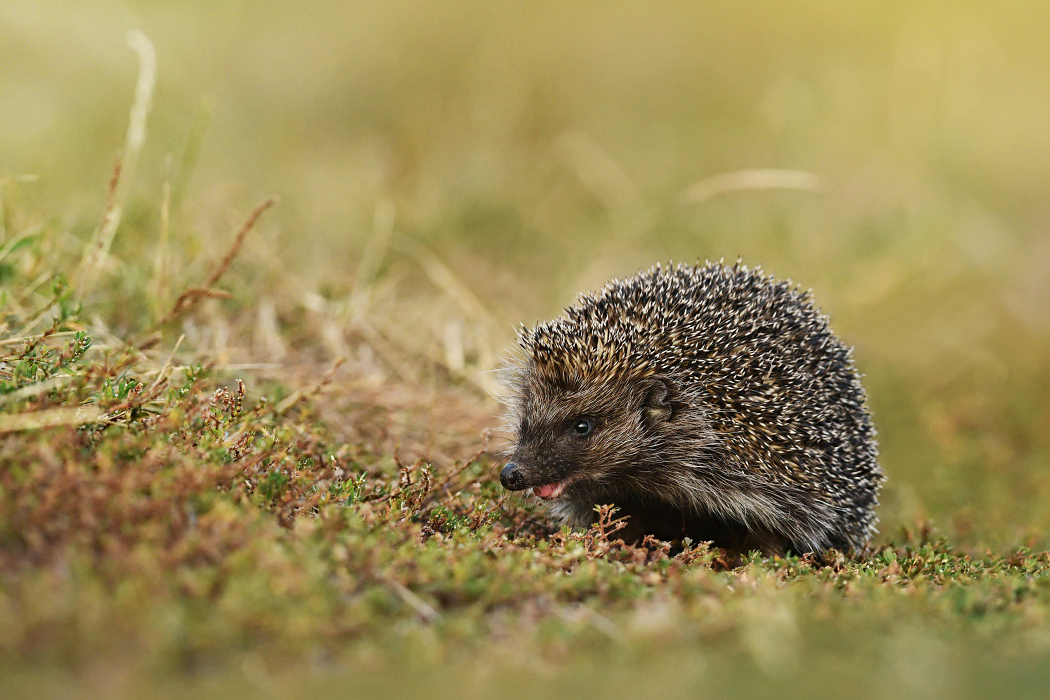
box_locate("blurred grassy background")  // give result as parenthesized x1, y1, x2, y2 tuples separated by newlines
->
(3, 0, 1049, 553)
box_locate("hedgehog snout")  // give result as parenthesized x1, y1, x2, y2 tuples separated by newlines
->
(500, 462, 526, 491)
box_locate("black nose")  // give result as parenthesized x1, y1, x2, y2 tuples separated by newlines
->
(500, 462, 525, 491)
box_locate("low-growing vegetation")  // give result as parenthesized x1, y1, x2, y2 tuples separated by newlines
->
(2, 189, 1049, 699)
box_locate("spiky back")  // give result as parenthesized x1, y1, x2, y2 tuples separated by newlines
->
(518, 261, 882, 550)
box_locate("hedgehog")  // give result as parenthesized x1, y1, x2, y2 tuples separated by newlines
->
(498, 261, 882, 557)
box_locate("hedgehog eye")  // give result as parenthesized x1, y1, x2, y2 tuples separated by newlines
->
(571, 418, 594, 437)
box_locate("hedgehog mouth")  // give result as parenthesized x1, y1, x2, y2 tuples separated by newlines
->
(532, 480, 568, 500)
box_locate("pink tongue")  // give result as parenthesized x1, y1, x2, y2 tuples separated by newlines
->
(534, 483, 558, 498)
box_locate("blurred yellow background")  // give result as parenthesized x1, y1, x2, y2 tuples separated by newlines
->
(2, 0, 1049, 549)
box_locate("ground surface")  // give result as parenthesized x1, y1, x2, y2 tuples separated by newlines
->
(2, 2, 1050, 698)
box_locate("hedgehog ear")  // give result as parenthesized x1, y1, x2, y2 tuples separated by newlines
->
(641, 376, 675, 425)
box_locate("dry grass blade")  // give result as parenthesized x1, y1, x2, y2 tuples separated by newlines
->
(0, 174, 40, 185)
(148, 196, 277, 335)
(275, 357, 345, 414)
(74, 154, 122, 298)
(146, 334, 185, 394)
(164, 287, 232, 316)
(364, 318, 489, 395)
(555, 130, 642, 215)
(0, 376, 71, 406)
(557, 604, 628, 646)
(680, 168, 824, 204)
(348, 198, 396, 321)
(0, 405, 103, 433)
(75, 31, 156, 299)
(0, 330, 81, 347)
(150, 156, 173, 318)
(393, 239, 493, 325)
(376, 572, 442, 623)
(202, 197, 278, 290)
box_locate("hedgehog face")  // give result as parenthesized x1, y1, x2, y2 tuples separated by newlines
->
(501, 372, 677, 503)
